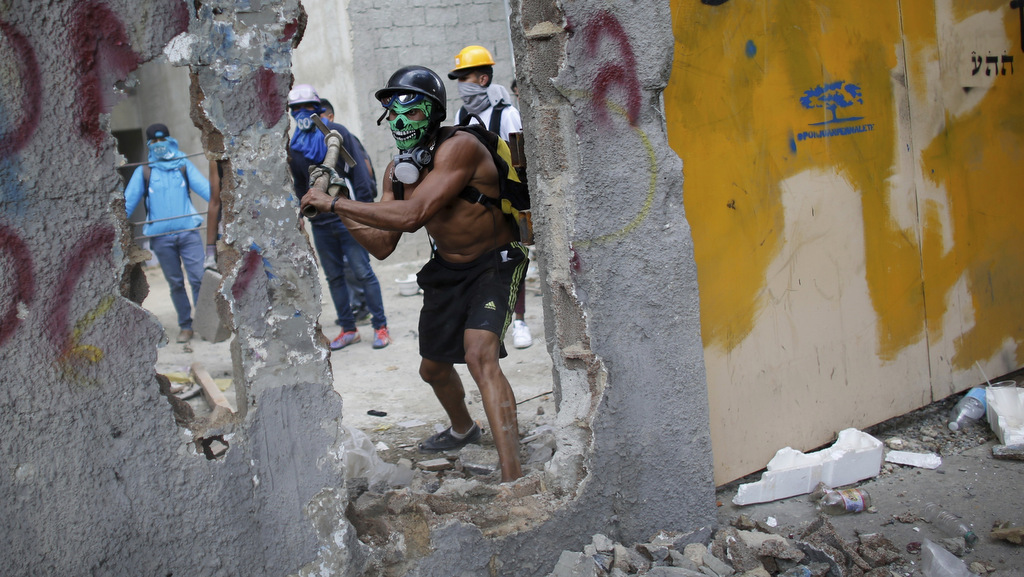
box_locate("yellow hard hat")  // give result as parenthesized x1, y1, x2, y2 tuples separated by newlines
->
(448, 45, 495, 79)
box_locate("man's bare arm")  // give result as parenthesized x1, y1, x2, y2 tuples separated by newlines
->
(334, 176, 404, 259)
(300, 133, 483, 257)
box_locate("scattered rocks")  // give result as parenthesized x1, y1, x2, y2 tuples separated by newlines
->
(544, 514, 919, 577)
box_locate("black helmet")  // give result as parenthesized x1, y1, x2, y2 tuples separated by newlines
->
(375, 65, 447, 123)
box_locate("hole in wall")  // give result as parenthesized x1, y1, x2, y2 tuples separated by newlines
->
(111, 58, 238, 448)
(109, 7, 580, 567)
(196, 435, 230, 460)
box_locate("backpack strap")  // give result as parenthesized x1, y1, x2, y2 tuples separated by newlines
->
(142, 165, 151, 212)
(458, 185, 497, 208)
(488, 102, 507, 135)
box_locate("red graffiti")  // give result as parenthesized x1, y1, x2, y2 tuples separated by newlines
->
(282, 18, 301, 43)
(580, 11, 641, 127)
(232, 249, 264, 299)
(0, 224, 35, 347)
(0, 20, 42, 157)
(48, 226, 116, 353)
(71, 1, 142, 149)
(256, 67, 286, 127)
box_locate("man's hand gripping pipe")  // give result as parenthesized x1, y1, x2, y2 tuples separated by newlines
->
(301, 114, 358, 217)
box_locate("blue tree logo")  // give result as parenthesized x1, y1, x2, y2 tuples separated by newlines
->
(800, 81, 864, 125)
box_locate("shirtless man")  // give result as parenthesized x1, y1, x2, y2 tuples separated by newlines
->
(299, 65, 528, 482)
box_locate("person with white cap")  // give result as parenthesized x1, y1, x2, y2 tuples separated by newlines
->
(287, 84, 392, 350)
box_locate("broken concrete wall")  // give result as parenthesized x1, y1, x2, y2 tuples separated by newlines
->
(1, 0, 714, 574)
(508, 0, 717, 545)
(0, 0, 365, 574)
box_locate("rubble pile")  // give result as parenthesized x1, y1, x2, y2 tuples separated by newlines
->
(544, 515, 914, 577)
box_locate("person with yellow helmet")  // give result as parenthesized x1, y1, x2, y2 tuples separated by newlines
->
(447, 46, 523, 142)
(448, 45, 533, 350)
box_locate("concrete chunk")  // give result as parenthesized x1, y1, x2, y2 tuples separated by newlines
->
(416, 458, 452, 472)
(194, 269, 232, 343)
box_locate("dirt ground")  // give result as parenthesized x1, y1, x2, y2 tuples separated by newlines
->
(144, 227, 556, 463)
(140, 230, 1024, 576)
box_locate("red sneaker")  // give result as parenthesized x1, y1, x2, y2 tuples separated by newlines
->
(330, 330, 360, 350)
(372, 326, 391, 349)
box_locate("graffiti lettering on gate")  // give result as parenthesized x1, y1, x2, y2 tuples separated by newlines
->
(971, 51, 1014, 76)
(0, 222, 118, 385)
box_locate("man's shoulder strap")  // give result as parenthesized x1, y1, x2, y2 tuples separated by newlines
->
(488, 102, 507, 135)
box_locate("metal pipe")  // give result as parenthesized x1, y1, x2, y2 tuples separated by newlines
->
(133, 212, 203, 225)
(301, 114, 353, 218)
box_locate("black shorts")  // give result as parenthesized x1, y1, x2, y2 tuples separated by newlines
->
(417, 242, 529, 364)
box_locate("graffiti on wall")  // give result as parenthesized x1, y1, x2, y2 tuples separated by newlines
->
(0, 222, 117, 385)
(797, 81, 876, 141)
(71, 1, 143, 149)
(566, 10, 656, 249)
(0, 20, 41, 157)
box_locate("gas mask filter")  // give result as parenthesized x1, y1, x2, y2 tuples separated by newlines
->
(392, 147, 433, 184)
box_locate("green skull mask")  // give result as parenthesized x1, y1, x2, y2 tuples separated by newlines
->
(388, 100, 433, 150)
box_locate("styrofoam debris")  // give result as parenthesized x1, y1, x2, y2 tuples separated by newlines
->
(885, 450, 942, 469)
(733, 428, 883, 506)
(986, 384, 1024, 446)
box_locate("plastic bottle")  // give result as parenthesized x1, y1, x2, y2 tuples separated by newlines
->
(921, 539, 976, 577)
(923, 503, 978, 547)
(947, 387, 987, 431)
(817, 487, 871, 514)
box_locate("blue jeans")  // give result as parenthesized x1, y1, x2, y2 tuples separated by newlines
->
(310, 220, 387, 331)
(150, 230, 204, 331)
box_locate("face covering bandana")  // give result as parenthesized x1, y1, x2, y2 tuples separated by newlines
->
(290, 108, 328, 163)
(147, 137, 186, 169)
(387, 100, 433, 151)
(458, 81, 490, 115)
(291, 108, 319, 132)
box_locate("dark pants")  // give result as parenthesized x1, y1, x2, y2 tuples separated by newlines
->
(310, 220, 387, 331)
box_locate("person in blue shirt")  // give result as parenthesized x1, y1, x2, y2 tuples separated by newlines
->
(124, 123, 210, 343)
(287, 84, 391, 350)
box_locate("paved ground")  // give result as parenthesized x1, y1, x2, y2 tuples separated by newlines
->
(140, 230, 1024, 575)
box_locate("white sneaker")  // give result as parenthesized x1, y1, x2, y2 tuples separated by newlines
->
(512, 319, 533, 349)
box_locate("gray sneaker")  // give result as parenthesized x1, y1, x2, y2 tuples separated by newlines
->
(418, 423, 482, 452)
